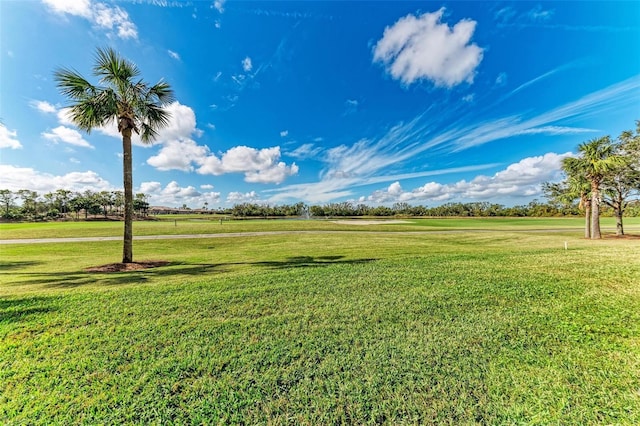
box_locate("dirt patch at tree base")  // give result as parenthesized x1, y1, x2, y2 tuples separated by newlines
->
(85, 261, 170, 273)
(604, 234, 640, 240)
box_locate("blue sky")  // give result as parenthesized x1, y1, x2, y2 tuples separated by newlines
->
(1, 0, 639, 208)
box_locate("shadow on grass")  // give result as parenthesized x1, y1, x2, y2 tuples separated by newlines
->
(0, 296, 56, 324)
(3, 256, 378, 289)
(0, 260, 45, 270)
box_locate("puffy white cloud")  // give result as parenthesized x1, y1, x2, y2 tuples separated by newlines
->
(0, 164, 113, 192)
(242, 56, 253, 72)
(146, 139, 210, 171)
(0, 124, 22, 149)
(197, 146, 298, 184)
(62, 101, 197, 147)
(200, 184, 214, 190)
(132, 102, 298, 185)
(42, 126, 94, 148)
(245, 161, 299, 184)
(280, 130, 288, 137)
(30, 100, 57, 113)
(139, 180, 221, 207)
(42, 0, 138, 40)
(364, 152, 572, 204)
(227, 191, 259, 204)
(168, 50, 181, 60)
(42, 0, 91, 17)
(56, 107, 75, 126)
(373, 8, 484, 87)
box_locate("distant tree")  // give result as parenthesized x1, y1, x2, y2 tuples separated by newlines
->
(55, 47, 173, 263)
(134, 193, 149, 216)
(0, 189, 15, 217)
(17, 190, 39, 220)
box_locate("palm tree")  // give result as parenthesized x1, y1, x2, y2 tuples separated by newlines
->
(563, 136, 625, 239)
(55, 47, 173, 263)
(543, 175, 591, 238)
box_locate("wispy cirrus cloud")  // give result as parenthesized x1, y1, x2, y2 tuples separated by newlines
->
(265, 76, 638, 204)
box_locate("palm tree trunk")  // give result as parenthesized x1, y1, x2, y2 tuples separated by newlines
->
(591, 183, 601, 239)
(122, 129, 134, 263)
(614, 207, 624, 236)
(584, 202, 591, 239)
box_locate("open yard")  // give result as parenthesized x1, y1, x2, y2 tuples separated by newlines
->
(1, 218, 639, 424)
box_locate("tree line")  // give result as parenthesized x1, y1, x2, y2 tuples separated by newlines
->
(3, 189, 640, 223)
(0, 189, 150, 221)
(225, 199, 640, 219)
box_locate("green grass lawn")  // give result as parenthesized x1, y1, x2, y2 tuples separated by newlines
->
(2, 216, 639, 240)
(1, 220, 639, 424)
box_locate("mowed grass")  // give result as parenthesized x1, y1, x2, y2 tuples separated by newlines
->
(4, 216, 639, 240)
(1, 220, 639, 424)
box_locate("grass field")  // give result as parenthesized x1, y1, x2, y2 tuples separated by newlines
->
(1, 219, 639, 424)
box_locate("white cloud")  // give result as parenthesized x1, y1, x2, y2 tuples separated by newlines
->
(42, 0, 92, 17)
(528, 5, 554, 22)
(200, 184, 214, 190)
(139, 180, 220, 207)
(168, 50, 181, 60)
(0, 164, 113, 192)
(280, 130, 289, 137)
(286, 143, 323, 160)
(365, 152, 572, 204)
(242, 56, 253, 72)
(131, 102, 297, 184)
(373, 8, 484, 87)
(227, 191, 259, 204)
(494, 7, 516, 24)
(197, 146, 298, 184)
(56, 107, 75, 126)
(0, 124, 23, 149)
(30, 100, 57, 113)
(213, 0, 225, 13)
(343, 99, 359, 115)
(42, 0, 138, 40)
(155, 101, 199, 142)
(146, 139, 209, 171)
(42, 126, 94, 149)
(495, 72, 507, 86)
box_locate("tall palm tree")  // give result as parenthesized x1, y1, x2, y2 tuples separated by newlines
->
(55, 47, 174, 263)
(563, 136, 624, 239)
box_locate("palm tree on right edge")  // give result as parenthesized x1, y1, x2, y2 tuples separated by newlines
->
(55, 47, 174, 263)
